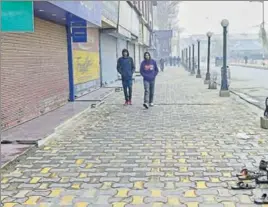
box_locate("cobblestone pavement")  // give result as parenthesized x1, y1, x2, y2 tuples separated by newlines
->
(1, 68, 268, 207)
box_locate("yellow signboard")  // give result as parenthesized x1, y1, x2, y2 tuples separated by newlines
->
(73, 50, 100, 84)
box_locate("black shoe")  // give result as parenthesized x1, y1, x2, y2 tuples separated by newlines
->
(143, 103, 149, 109)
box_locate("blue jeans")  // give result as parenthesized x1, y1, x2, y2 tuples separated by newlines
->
(143, 80, 155, 104)
(122, 79, 133, 101)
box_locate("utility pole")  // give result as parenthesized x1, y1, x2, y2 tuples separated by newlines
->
(262, 1, 265, 65)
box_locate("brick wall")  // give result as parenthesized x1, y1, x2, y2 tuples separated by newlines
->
(1, 17, 69, 130)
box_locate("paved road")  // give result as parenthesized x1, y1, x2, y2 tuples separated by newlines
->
(227, 65, 268, 110)
(200, 63, 268, 110)
(1, 68, 268, 207)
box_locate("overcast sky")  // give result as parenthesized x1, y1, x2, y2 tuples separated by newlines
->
(179, 1, 267, 36)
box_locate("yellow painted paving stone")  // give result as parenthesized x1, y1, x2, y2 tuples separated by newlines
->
(152, 203, 163, 207)
(166, 171, 174, 177)
(134, 181, 144, 189)
(223, 172, 231, 177)
(196, 181, 207, 189)
(186, 202, 199, 207)
(49, 188, 62, 197)
(201, 152, 208, 156)
(211, 177, 220, 183)
(79, 173, 87, 178)
(151, 189, 162, 197)
(1, 196, 8, 201)
(112, 202, 126, 207)
(153, 159, 161, 164)
(60, 195, 74, 205)
(39, 203, 51, 207)
(222, 202, 236, 207)
(24, 196, 40, 205)
(75, 202, 89, 207)
(178, 158, 185, 163)
(76, 159, 84, 165)
(3, 203, 18, 207)
(206, 167, 215, 172)
(181, 177, 190, 183)
(101, 182, 112, 189)
(180, 167, 188, 172)
(43, 147, 51, 150)
(184, 190, 196, 198)
(30, 177, 41, 184)
(132, 196, 143, 205)
(179, 152, 184, 156)
(49, 173, 57, 178)
(166, 155, 173, 160)
(71, 183, 81, 189)
(116, 189, 129, 197)
(166, 149, 173, 154)
(60, 177, 70, 183)
(39, 183, 49, 189)
(168, 197, 180, 205)
(86, 163, 93, 168)
(41, 167, 51, 174)
(1, 178, 9, 184)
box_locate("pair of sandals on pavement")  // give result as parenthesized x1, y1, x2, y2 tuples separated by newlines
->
(231, 160, 268, 204)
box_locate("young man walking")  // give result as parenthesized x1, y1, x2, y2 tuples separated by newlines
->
(140, 52, 159, 109)
(117, 49, 135, 105)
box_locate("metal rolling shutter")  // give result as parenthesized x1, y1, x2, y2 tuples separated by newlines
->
(1, 17, 69, 129)
(135, 44, 140, 71)
(100, 33, 118, 85)
(117, 39, 127, 58)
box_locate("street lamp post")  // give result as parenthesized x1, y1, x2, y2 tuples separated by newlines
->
(185, 48, 188, 70)
(191, 44, 195, 75)
(219, 19, 230, 97)
(189, 46, 191, 72)
(204, 32, 212, 84)
(196, 40, 202, 78)
(250, 1, 265, 65)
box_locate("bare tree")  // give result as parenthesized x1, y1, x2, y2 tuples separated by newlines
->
(155, 1, 181, 30)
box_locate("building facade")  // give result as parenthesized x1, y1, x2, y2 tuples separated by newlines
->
(1, 1, 155, 131)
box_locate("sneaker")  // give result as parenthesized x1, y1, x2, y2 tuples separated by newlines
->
(143, 103, 149, 109)
(124, 101, 128, 106)
(128, 101, 132, 105)
(149, 103, 154, 107)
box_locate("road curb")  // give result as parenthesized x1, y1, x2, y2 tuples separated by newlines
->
(38, 100, 106, 148)
(230, 63, 268, 70)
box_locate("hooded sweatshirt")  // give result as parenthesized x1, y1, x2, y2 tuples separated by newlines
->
(140, 58, 159, 82)
(117, 49, 135, 80)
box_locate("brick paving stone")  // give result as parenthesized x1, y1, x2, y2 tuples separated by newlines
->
(1, 68, 268, 206)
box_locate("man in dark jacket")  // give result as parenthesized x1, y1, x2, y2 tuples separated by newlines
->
(117, 49, 135, 105)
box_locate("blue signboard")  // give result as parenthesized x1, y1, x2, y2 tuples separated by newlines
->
(49, 1, 102, 27)
(72, 27, 87, 43)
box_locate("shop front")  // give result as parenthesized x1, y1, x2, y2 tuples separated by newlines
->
(99, 1, 119, 85)
(0, 1, 101, 129)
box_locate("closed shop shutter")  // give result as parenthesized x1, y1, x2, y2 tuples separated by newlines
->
(100, 33, 118, 85)
(117, 39, 127, 58)
(128, 43, 135, 59)
(140, 46, 145, 63)
(1, 17, 69, 130)
(72, 28, 101, 98)
(135, 44, 140, 71)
